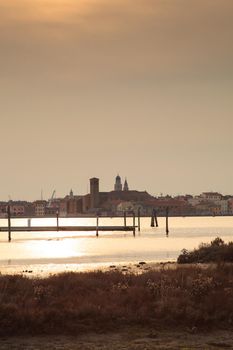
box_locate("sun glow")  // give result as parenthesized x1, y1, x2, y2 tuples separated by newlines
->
(28, 239, 83, 259)
(31, 0, 85, 21)
(0, 0, 95, 23)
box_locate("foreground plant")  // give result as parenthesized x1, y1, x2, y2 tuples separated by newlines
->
(0, 264, 233, 335)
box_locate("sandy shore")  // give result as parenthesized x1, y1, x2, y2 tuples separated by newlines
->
(0, 260, 179, 277)
(1, 328, 233, 349)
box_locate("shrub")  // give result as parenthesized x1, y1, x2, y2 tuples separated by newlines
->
(177, 237, 233, 264)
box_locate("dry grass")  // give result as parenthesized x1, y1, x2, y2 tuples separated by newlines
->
(0, 264, 233, 336)
(177, 237, 233, 263)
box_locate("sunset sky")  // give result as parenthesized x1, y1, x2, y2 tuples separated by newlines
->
(0, 0, 233, 200)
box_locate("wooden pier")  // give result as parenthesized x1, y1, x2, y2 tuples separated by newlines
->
(1, 206, 141, 241)
(0, 226, 137, 233)
(1, 206, 170, 241)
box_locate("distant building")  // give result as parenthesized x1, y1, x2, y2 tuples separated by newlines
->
(200, 192, 222, 202)
(216, 200, 229, 215)
(194, 201, 221, 216)
(228, 199, 233, 215)
(59, 190, 83, 216)
(0, 202, 7, 217)
(33, 200, 47, 216)
(143, 199, 192, 216)
(81, 177, 153, 214)
(116, 201, 134, 212)
(123, 178, 129, 191)
(187, 196, 202, 206)
(2, 201, 34, 217)
(10, 202, 26, 216)
(90, 177, 100, 209)
(114, 175, 122, 191)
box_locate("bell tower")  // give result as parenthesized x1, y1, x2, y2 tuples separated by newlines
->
(123, 178, 129, 191)
(114, 175, 122, 191)
(90, 177, 99, 208)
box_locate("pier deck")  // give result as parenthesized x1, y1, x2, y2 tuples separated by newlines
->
(0, 226, 137, 233)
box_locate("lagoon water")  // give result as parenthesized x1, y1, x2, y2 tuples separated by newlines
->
(0, 216, 233, 275)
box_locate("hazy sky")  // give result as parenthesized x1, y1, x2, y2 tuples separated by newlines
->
(0, 0, 233, 200)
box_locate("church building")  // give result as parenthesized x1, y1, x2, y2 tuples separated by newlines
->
(114, 175, 129, 191)
(114, 175, 122, 191)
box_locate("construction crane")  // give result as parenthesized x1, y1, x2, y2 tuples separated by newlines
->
(48, 190, 56, 208)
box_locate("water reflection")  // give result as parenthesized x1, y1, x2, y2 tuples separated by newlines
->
(0, 217, 232, 271)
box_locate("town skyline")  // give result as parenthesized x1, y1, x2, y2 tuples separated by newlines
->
(0, 173, 233, 202)
(1, 175, 233, 219)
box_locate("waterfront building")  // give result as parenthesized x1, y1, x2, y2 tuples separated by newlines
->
(228, 199, 233, 215)
(10, 202, 26, 216)
(116, 201, 145, 214)
(90, 177, 100, 209)
(2, 201, 34, 217)
(0, 202, 25, 216)
(0, 203, 7, 217)
(144, 199, 192, 216)
(33, 200, 47, 216)
(59, 190, 83, 216)
(215, 200, 229, 215)
(116, 201, 134, 212)
(194, 201, 221, 216)
(187, 196, 202, 206)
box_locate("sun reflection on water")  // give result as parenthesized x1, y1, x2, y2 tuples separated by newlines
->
(30, 239, 84, 259)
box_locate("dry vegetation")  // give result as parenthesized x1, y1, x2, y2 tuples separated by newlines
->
(0, 263, 233, 336)
(177, 237, 233, 263)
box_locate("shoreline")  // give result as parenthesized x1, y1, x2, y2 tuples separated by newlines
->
(0, 260, 178, 277)
(0, 259, 216, 278)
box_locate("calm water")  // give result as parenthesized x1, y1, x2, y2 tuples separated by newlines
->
(0, 216, 233, 274)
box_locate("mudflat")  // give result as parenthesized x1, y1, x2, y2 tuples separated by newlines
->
(0, 329, 233, 349)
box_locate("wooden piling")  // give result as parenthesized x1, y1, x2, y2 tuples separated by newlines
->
(124, 211, 127, 227)
(166, 207, 169, 235)
(7, 205, 11, 242)
(153, 208, 158, 227)
(133, 211, 136, 237)
(150, 211, 155, 227)
(56, 210, 59, 231)
(96, 216, 99, 237)
(137, 208, 141, 232)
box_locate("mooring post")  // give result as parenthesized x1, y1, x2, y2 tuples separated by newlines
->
(153, 208, 158, 227)
(96, 215, 99, 237)
(166, 207, 169, 235)
(133, 211, 136, 237)
(124, 211, 127, 227)
(56, 210, 59, 231)
(137, 208, 141, 232)
(7, 205, 11, 242)
(150, 210, 155, 227)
